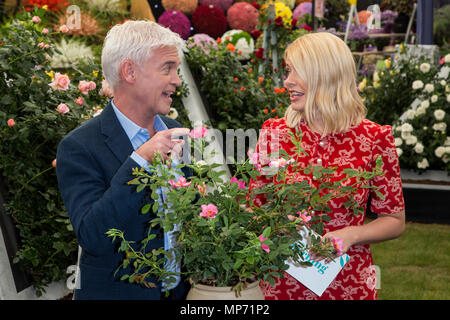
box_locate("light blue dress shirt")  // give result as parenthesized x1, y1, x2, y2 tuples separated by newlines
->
(111, 101, 181, 290)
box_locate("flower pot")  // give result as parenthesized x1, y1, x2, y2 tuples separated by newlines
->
(186, 281, 264, 300)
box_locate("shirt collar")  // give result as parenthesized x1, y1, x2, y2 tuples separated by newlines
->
(111, 99, 168, 142)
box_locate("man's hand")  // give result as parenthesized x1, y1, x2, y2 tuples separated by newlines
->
(136, 128, 190, 162)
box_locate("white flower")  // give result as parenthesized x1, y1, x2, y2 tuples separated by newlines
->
(434, 109, 446, 121)
(445, 146, 450, 154)
(394, 137, 403, 147)
(446, 85, 450, 92)
(396, 148, 403, 157)
(421, 100, 430, 109)
(195, 160, 208, 167)
(431, 95, 438, 103)
(441, 80, 447, 86)
(405, 135, 418, 145)
(435, 146, 446, 158)
(417, 158, 429, 169)
(373, 72, 380, 83)
(447, 95, 450, 103)
(50, 38, 94, 69)
(445, 54, 450, 63)
(419, 63, 430, 73)
(444, 137, 450, 146)
(84, 0, 122, 12)
(412, 80, 424, 90)
(433, 122, 447, 132)
(424, 83, 434, 93)
(406, 109, 416, 120)
(168, 107, 178, 120)
(416, 105, 426, 116)
(401, 131, 411, 139)
(414, 142, 424, 154)
(401, 123, 414, 132)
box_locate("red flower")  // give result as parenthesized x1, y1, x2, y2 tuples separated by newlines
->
(303, 25, 312, 31)
(275, 16, 283, 27)
(291, 18, 298, 27)
(251, 29, 261, 39)
(255, 47, 264, 60)
(252, 2, 260, 10)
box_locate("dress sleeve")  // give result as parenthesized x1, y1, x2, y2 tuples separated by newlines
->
(247, 119, 275, 207)
(369, 125, 405, 215)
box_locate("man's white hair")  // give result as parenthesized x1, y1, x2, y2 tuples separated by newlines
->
(101, 20, 185, 90)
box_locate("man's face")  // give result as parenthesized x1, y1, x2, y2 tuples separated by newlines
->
(134, 46, 181, 117)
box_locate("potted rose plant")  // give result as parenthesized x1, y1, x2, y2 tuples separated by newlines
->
(107, 126, 384, 299)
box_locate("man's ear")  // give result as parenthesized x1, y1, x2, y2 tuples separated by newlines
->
(119, 59, 137, 84)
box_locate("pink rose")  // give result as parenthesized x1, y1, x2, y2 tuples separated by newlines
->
(168, 177, 191, 188)
(189, 126, 208, 138)
(88, 81, 96, 91)
(200, 204, 218, 218)
(259, 234, 270, 253)
(57, 103, 70, 114)
(99, 79, 113, 98)
(7, 118, 15, 127)
(49, 73, 70, 91)
(75, 97, 84, 105)
(230, 177, 246, 190)
(78, 80, 90, 95)
(269, 157, 295, 168)
(32, 16, 41, 23)
(297, 210, 312, 224)
(59, 25, 69, 33)
(38, 42, 45, 48)
(52, 159, 57, 167)
(42, 28, 49, 34)
(197, 182, 207, 195)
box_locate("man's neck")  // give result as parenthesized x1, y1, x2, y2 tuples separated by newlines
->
(113, 94, 156, 135)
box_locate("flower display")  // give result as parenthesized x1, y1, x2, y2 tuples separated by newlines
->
(50, 38, 95, 69)
(162, 0, 198, 15)
(187, 33, 217, 54)
(78, 80, 96, 95)
(293, 2, 311, 19)
(158, 10, 191, 40)
(191, 4, 227, 38)
(222, 29, 255, 60)
(227, 2, 259, 33)
(198, 0, 233, 13)
(56, 103, 70, 114)
(169, 176, 192, 188)
(200, 203, 218, 218)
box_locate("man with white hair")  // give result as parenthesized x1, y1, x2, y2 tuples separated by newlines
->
(56, 20, 191, 300)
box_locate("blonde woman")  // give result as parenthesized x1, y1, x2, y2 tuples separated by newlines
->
(248, 32, 405, 300)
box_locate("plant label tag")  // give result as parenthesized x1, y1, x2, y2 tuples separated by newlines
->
(285, 228, 350, 297)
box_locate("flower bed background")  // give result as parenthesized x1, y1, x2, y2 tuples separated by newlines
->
(0, 0, 449, 296)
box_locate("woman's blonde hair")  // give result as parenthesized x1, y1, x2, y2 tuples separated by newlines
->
(284, 32, 366, 135)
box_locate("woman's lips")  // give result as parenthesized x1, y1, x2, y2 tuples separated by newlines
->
(289, 90, 304, 102)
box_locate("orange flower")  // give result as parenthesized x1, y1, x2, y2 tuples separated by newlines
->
(258, 77, 264, 84)
(238, 50, 242, 55)
(234, 77, 238, 82)
(274, 87, 282, 93)
(248, 68, 252, 73)
(264, 109, 269, 114)
(272, 109, 276, 113)
(216, 37, 222, 44)
(241, 87, 245, 91)
(227, 43, 235, 53)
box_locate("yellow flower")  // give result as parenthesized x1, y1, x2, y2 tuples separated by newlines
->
(358, 78, 367, 92)
(385, 58, 391, 68)
(373, 71, 380, 82)
(92, 70, 99, 78)
(45, 70, 54, 79)
(42, 5, 48, 10)
(262, 1, 292, 26)
(373, 81, 380, 88)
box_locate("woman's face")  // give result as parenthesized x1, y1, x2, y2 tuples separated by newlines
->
(284, 59, 307, 112)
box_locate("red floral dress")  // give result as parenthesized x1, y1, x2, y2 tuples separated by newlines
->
(248, 117, 405, 300)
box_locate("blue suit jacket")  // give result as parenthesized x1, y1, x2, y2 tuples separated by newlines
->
(56, 102, 191, 300)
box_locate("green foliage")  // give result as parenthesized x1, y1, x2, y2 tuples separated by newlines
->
(0, 7, 108, 295)
(107, 127, 384, 294)
(434, 5, 450, 48)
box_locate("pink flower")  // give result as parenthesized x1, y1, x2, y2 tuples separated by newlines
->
(38, 42, 45, 48)
(99, 79, 113, 98)
(297, 210, 312, 224)
(59, 25, 69, 33)
(56, 103, 70, 114)
(331, 237, 344, 256)
(32, 16, 41, 23)
(49, 73, 70, 91)
(269, 158, 295, 168)
(197, 182, 207, 195)
(42, 28, 49, 34)
(78, 80, 95, 95)
(230, 177, 246, 190)
(52, 159, 57, 167)
(259, 234, 270, 253)
(200, 204, 218, 218)
(189, 126, 208, 138)
(7, 118, 15, 127)
(168, 176, 191, 188)
(75, 97, 84, 105)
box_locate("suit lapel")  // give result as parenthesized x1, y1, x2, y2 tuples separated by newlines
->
(100, 102, 134, 164)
